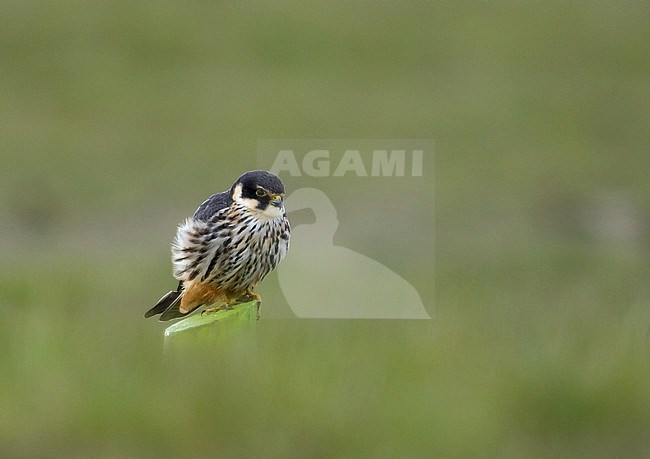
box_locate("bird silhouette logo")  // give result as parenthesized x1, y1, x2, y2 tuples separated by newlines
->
(278, 187, 430, 319)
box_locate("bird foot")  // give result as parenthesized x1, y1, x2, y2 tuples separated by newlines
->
(245, 289, 262, 302)
(201, 303, 233, 316)
(202, 293, 262, 320)
(243, 289, 262, 320)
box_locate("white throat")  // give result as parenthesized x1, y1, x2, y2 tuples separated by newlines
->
(232, 183, 284, 220)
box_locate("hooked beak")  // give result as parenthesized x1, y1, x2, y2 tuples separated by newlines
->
(270, 195, 283, 208)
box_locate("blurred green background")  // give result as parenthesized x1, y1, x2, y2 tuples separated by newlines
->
(1, 1, 649, 457)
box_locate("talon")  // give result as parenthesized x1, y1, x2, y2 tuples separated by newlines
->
(246, 288, 262, 302)
(202, 304, 230, 315)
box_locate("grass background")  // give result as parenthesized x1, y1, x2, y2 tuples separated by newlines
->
(1, 1, 649, 457)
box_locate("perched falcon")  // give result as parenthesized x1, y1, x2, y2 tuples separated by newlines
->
(145, 170, 290, 321)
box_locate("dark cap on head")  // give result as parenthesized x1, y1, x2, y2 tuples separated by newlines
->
(234, 170, 285, 195)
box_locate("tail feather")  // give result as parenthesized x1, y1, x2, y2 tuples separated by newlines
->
(158, 296, 202, 321)
(145, 281, 198, 321)
(144, 289, 181, 318)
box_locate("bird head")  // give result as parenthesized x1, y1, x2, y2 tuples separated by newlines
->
(231, 170, 286, 218)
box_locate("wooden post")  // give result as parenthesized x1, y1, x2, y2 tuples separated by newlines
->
(163, 300, 259, 351)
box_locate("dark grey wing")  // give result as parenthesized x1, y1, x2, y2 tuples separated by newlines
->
(193, 191, 231, 221)
(158, 295, 199, 321)
(144, 280, 183, 318)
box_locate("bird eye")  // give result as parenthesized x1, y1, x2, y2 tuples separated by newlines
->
(256, 189, 266, 197)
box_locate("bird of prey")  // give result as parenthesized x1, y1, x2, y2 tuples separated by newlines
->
(145, 170, 290, 321)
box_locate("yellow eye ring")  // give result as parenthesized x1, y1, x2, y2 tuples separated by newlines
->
(256, 189, 266, 197)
